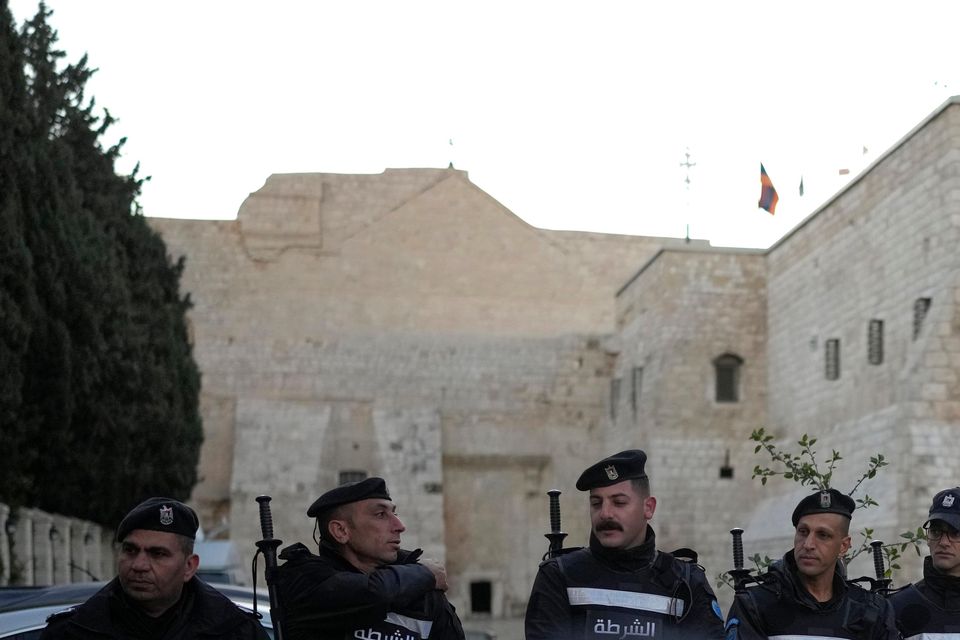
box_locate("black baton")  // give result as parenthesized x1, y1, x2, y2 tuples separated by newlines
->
(256, 495, 286, 640)
(544, 489, 568, 559)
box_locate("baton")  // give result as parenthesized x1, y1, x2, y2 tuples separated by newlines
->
(728, 527, 753, 593)
(255, 495, 286, 640)
(544, 489, 568, 559)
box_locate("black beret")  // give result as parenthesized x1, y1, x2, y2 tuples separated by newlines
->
(307, 477, 392, 518)
(116, 497, 199, 542)
(576, 450, 647, 491)
(791, 489, 855, 527)
(925, 487, 960, 530)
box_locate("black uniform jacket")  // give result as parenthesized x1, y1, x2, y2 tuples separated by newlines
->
(524, 526, 725, 640)
(725, 550, 899, 640)
(275, 541, 464, 640)
(39, 576, 269, 640)
(891, 555, 960, 639)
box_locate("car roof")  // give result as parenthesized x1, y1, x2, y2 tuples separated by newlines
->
(0, 581, 272, 637)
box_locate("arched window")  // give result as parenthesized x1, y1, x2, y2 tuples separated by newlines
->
(713, 354, 743, 403)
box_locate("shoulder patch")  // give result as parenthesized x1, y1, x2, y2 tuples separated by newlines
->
(711, 599, 723, 619)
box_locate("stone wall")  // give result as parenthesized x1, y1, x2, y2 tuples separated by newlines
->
(762, 100, 960, 584)
(613, 248, 768, 603)
(0, 503, 113, 586)
(149, 169, 691, 617)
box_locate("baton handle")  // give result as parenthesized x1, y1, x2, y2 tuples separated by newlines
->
(870, 540, 885, 580)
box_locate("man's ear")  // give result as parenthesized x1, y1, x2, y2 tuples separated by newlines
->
(643, 495, 657, 520)
(183, 553, 199, 583)
(328, 519, 351, 545)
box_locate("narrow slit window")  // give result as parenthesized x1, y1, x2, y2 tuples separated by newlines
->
(825, 339, 840, 380)
(630, 366, 644, 417)
(868, 319, 884, 365)
(609, 378, 621, 420)
(914, 297, 932, 340)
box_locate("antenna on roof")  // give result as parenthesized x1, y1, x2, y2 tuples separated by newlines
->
(679, 148, 696, 243)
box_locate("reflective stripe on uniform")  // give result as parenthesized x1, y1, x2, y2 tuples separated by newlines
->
(385, 612, 433, 638)
(566, 587, 685, 617)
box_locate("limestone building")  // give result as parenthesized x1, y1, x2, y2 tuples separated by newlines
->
(149, 97, 960, 628)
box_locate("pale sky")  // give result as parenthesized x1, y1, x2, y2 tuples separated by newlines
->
(8, 1, 960, 248)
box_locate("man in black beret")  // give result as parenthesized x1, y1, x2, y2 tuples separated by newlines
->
(525, 450, 725, 639)
(891, 486, 960, 638)
(40, 497, 269, 640)
(276, 477, 464, 640)
(725, 488, 898, 639)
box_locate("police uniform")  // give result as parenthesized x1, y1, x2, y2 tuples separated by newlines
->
(891, 487, 960, 639)
(524, 450, 725, 640)
(275, 477, 465, 640)
(725, 489, 899, 640)
(39, 498, 269, 640)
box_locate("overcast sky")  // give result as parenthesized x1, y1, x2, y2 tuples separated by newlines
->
(8, 1, 960, 248)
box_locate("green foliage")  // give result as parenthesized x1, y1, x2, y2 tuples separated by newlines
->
(0, 1, 202, 528)
(749, 428, 923, 572)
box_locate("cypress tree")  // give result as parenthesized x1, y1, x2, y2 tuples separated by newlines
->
(0, 1, 202, 527)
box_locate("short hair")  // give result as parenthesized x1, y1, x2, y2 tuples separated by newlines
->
(177, 534, 195, 556)
(318, 503, 352, 542)
(630, 477, 650, 497)
(837, 515, 850, 536)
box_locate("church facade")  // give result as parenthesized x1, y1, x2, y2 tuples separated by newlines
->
(149, 97, 960, 624)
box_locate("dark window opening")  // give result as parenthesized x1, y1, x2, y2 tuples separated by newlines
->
(713, 354, 743, 403)
(914, 297, 932, 340)
(630, 366, 644, 417)
(719, 450, 734, 479)
(470, 580, 492, 614)
(338, 470, 367, 485)
(609, 378, 621, 420)
(868, 319, 884, 365)
(825, 339, 840, 380)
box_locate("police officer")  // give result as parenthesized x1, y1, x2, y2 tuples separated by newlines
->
(891, 486, 960, 638)
(524, 449, 725, 640)
(275, 477, 464, 640)
(40, 497, 269, 640)
(725, 488, 898, 639)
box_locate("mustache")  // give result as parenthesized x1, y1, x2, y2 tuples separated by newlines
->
(595, 520, 623, 532)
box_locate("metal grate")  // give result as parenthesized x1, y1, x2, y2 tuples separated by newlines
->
(868, 319, 884, 365)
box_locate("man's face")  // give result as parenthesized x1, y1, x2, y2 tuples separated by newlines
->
(589, 480, 656, 550)
(117, 529, 198, 617)
(334, 499, 406, 572)
(927, 519, 960, 576)
(793, 513, 851, 581)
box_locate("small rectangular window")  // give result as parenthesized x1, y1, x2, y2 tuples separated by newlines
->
(868, 319, 884, 365)
(825, 339, 840, 380)
(609, 378, 621, 420)
(470, 580, 492, 614)
(338, 470, 367, 485)
(714, 354, 742, 403)
(914, 298, 932, 340)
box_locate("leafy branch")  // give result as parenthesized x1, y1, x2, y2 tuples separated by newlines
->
(739, 428, 923, 577)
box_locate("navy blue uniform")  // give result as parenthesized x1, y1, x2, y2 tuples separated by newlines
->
(525, 527, 724, 640)
(39, 577, 269, 640)
(725, 551, 898, 640)
(276, 541, 464, 640)
(891, 556, 960, 639)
